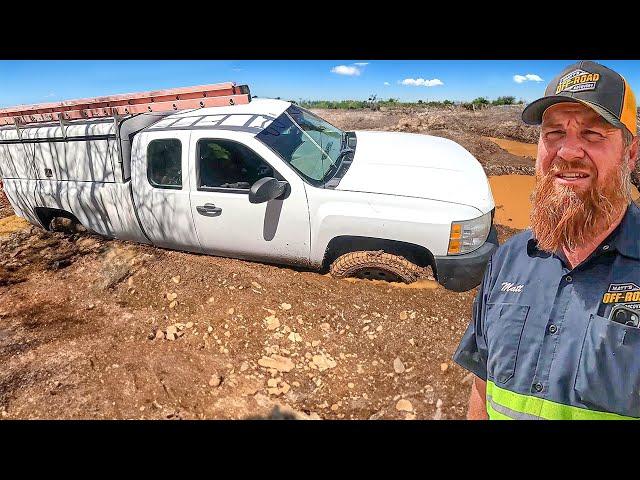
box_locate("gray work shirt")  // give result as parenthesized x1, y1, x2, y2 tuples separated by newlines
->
(453, 202, 640, 419)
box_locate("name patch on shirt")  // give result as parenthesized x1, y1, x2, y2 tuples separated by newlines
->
(602, 283, 640, 304)
(501, 282, 524, 293)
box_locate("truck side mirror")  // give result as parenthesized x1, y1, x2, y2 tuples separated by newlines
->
(248, 177, 289, 204)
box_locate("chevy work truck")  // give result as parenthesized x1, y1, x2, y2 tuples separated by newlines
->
(0, 82, 498, 291)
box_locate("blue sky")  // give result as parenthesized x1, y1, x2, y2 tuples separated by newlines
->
(1, 60, 640, 107)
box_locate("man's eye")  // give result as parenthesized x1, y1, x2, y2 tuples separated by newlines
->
(545, 130, 564, 138)
(584, 130, 605, 140)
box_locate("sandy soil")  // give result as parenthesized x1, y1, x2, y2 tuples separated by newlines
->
(0, 104, 636, 420)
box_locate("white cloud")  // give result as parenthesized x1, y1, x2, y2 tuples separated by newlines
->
(384, 82, 390, 86)
(331, 62, 370, 76)
(400, 78, 444, 87)
(331, 65, 362, 76)
(514, 73, 543, 83)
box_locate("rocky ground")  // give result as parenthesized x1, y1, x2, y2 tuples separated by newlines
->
(0, 105, 563, 420)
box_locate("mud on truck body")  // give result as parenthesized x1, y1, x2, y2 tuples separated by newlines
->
(0, 82, 498, 291)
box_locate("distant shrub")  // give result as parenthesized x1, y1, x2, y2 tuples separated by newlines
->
(491, 96, 516, 106)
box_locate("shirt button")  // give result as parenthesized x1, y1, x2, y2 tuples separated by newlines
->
(548, 324, 558, 334)
(602, 245, 610, 251)
(565, 275, 572, 283)
(534, 382, 543, 393)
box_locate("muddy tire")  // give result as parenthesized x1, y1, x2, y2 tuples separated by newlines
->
(329, 250, 424, 283)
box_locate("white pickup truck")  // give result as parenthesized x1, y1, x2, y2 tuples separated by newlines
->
(0, 83, 497, 291)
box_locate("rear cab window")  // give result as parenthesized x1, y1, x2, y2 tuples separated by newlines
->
(148, 139, 182, 189)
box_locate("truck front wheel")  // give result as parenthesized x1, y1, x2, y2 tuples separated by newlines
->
(329, 250, 425, 283)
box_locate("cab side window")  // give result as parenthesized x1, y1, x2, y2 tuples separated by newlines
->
(198, 139, 274, 191)
(148, 139, 182, 189)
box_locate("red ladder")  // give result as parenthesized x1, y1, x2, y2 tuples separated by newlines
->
(0, 82, 251, 126)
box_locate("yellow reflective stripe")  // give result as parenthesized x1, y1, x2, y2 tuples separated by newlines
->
(486, 381, 636, 420)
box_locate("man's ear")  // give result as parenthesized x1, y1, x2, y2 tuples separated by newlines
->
(628, 135, 639, 169)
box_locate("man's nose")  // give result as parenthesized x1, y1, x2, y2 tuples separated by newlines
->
(556, 133, 585, 161)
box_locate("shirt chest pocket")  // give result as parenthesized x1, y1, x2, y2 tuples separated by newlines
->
(574, 313, 640, 418)
(485, 303, 530, 385)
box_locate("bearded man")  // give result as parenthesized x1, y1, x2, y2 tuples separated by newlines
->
(453, 60, 640, 420)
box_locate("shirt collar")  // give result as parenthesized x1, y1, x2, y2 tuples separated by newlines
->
(526, 202, 640, 260)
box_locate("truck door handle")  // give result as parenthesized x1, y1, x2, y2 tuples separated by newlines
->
(196, 203, 222, 216)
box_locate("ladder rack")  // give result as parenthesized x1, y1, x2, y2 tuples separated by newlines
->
(0, 82, 251, 126)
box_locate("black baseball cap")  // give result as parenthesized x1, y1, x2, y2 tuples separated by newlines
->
(522, 60, 637, 137)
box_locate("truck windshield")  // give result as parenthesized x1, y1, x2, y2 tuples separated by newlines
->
(256, 105, 345, 186)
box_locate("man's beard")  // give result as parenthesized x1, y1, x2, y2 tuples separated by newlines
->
(529, 153, 633, 253)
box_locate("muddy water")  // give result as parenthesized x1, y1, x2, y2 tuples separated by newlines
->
(484, 136, 538, 158)
(489, 175, 534, 229)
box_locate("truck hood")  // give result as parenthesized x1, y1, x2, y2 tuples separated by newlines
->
(336, 131, 494, 215)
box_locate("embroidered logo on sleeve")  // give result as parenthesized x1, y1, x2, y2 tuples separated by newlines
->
(555, 69, 601, 94)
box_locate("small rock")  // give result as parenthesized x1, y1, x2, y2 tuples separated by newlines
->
(228, 308, 235, 315)
(251, 281, 262, 290)
(209, 374, 223, 388)
(240, 362, 249, 372)
(166, 325, 178, 335)
(408, 338, 415, 346)
(311, 340, 321, 347)
(399, 311, 408, 320)
(320, 323, 331, 332)
(288, 332, 302, 343)
(166, 332, 176, 341)
(186, 322, 194, 329)
(461, 373, 475, 385)
(440, 363, 449, 373)
(207, 297, 215, 304)
(330, 404, 339, 411)
(312, 353, 337, 372)
(171, 275, 181, 284)
(396, 399, 413, 412)
(267, 378, 279, 388)
(258, 355, 294, 372)
(393, 357, 405, 374)
(207, 326, 213, 333)
(264, 315, 280, 331)
(167, 293, 177, 301)
(154, 330, 165, 340)
(348, 382, 355, 389)
(280, 303, 292, 311)
(169, 300, 178, 309)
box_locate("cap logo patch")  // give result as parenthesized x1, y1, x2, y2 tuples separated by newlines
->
(555, 69, 601, 94)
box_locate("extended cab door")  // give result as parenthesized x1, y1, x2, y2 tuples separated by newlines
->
(131, 130, 202, 252)
(188, 131, 310, 265)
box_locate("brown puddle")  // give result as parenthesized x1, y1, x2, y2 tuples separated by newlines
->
(484, 136, 538, 158)
(0, 215, 30, 237)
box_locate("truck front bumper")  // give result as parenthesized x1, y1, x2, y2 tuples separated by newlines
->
(432, 225, 498, 292)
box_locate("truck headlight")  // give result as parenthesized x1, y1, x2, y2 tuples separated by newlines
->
(447, 211, 491, 255)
